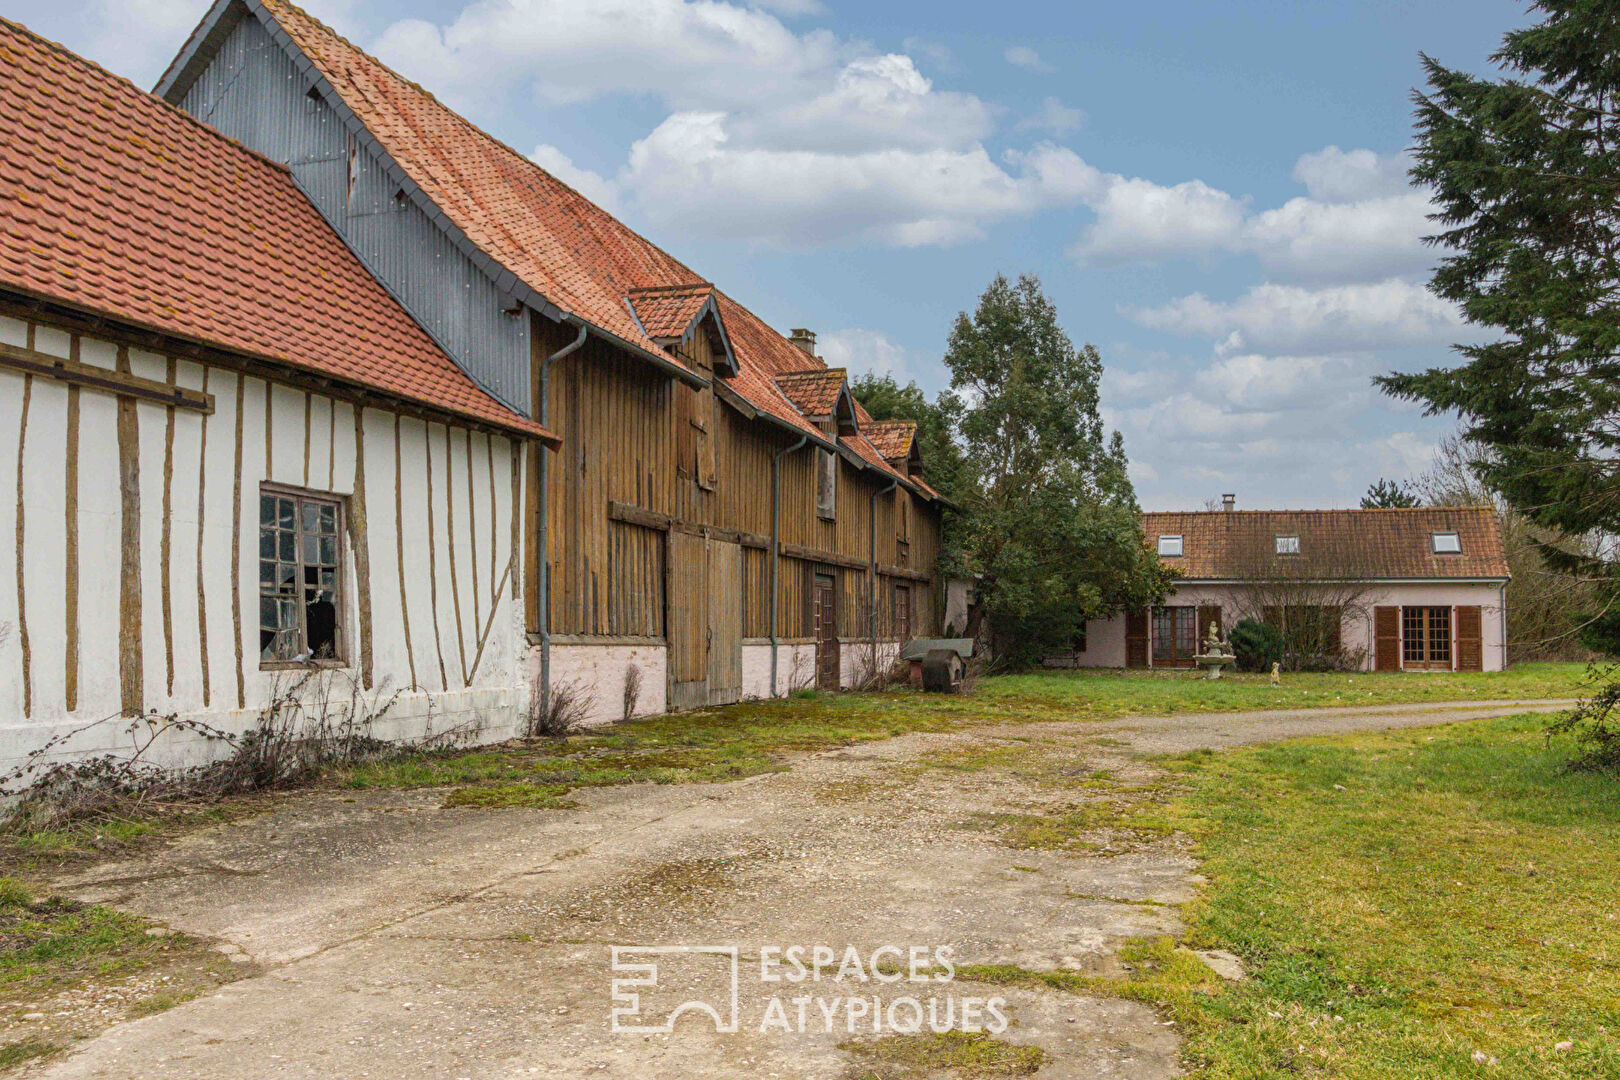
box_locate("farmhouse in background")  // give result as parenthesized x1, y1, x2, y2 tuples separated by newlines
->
(1054, 501, 1509, 672)
(0, 15, 559, 769)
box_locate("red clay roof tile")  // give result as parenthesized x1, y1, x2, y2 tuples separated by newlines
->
(0, 16, 552, 442)
(1144, 508, 1509, 580)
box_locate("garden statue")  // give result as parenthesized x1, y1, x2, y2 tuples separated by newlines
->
(1270, 662, 1281, 686)
(1192, 621, 1237, 680)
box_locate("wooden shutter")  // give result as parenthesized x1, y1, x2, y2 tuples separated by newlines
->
(1125, 608, 1148, 669)
(1455, 605, 1483, 672)
(1374, 606, 1400, 671)
(1196, 605, 1222, 645)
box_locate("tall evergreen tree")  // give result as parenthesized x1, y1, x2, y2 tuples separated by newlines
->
(1380, 1, 1620, 765)
(1361, 478, 1420, 509)
(944, 274, 1169, 667)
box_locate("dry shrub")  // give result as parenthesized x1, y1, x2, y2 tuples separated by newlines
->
(529, 677, 594, 739)
(622, 664, 643, 722)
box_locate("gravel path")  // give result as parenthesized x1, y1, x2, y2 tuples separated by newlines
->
(28, 699, 1571, 1079)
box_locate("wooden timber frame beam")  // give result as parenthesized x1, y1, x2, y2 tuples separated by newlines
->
(0, 341, 214, 412)
(0, 291, 554, 444)
(607, 500, 770, 549)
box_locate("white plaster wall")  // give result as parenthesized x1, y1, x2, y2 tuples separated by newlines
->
(943, 578, 975, 638)
(0, 314, 531, 775)
(1052, 581, 1508, 671)
(543, 643, 668, 727)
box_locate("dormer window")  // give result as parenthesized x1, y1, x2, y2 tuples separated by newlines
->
(1275, 534, 1300, 555)
(1431, 531, 1461, 554)
(1157, 535, 1183, 558)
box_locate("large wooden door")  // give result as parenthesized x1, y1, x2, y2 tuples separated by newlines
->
(1374, 606, 1400, 671)
(1125, 608, 1148, 669)
(1401, 606, 1453, 671)
(707, 538, 743, 705)
(1151, 606, 1199, 668)
(1455, 605, 1483, 672)
(667, 529, 709, 711)
(813, 572, 840, 690)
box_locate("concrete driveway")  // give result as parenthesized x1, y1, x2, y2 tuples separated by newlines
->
(30, 699, 1569, 1079)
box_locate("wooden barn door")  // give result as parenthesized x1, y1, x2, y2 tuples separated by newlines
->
(706, 538, 743, 705)
(1374, 606, 1400, 671)
(1455, 606, 1483, 672)
(1125, 608, 1148, 669)
(667, 529, 709, 711)
(812, 572, 840, 690)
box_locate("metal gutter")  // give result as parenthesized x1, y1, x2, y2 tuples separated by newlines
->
(536, 323, 588, 719)
(869, 477, 900, 662)
(769, 435, 812, 696)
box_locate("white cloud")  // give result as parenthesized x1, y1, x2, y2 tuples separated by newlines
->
(621, 118, 1096, 246)
(1292, 145, 1414, 203)
(818, 329, 923, 382)
(1075, 178, 1247, 264)
(1065, 147, 1438, 284)
(1125, 278, 1466, 354)
(1003, 45, 1052, 73)
(1373, 431, 1436, 477)
(81, 0, 354, 86)
(528, 144, 621, 214)
(1015, 96, 1086, 136)
(901, 36, 956, 71)
(749, 0, 825, 14)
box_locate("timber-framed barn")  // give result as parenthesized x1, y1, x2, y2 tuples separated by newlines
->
(0, 0, 947, 768)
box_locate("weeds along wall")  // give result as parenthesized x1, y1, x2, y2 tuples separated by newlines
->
(0, 312, 531, 774)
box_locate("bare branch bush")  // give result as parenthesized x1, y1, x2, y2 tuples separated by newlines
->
(1219, 534, 1376, 672)
(621, 664, 643, 722)
(529, 677, 593, 738)
(0, 669, 460, 834)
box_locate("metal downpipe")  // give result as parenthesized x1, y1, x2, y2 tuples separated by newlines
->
(869, 478, 899, 673)
(537, 322, 588, 720)
(769, 435, 811, 696)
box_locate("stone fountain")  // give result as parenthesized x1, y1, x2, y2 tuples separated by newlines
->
(1192, 621, 1237, 680)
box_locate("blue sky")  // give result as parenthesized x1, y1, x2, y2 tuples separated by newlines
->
(15, 0, 1528, 509)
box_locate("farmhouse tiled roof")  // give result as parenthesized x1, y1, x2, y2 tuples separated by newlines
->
(864, 421, 917, 463)
(626, 284, 714, 341)
(0, 17, 554, 442)
(773, 369, 849, 418)
(223, 0, 931, 494)
(1144, 507, 1509, 580)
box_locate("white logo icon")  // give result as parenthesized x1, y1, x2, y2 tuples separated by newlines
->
(610, 946, 740, 1034)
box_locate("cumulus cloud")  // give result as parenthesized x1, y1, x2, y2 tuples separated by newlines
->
(818, 329, 925, 382)
(1003, 45, 1053, 72)
(1125, 279, 1465, 354)
(1015, 96, 1086, 136)
(82, 0, 357, 86)
(1066, 147, 1436, 284)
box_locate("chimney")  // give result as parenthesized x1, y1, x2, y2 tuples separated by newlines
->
(1222, 493, 1236, 512)
(789, 328, 816, 356)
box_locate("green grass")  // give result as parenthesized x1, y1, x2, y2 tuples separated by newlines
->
(0, 1039, 60, 1069)
(977, 661, 1593, 721)
(0, 878, 198, 994)
(840, 1030, 1049, 1078)
(1120, 714, 1620, 1078)
(334, 663, 1592, 807)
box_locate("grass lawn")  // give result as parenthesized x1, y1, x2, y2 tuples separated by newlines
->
(1127, 713, 1620, 1078)
(333, 661, 1593, 804)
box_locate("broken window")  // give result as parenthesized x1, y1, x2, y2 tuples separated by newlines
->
(816, 447, 837, 520)
(259, 487, 344, 665)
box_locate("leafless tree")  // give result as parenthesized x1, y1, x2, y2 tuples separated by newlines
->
(1218, 531, 1378, 671)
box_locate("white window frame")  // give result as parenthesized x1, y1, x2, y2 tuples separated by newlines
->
(1275, 534, 1300, 555)
(1431, 531, 1461, 554)
(1157, 534, 1183, 558)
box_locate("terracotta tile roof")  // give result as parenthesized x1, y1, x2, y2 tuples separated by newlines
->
(1144, 508, 1509, 580)
(626, 283, 713, 341)
(0, 17, 552, 442)
(774, 369, 849, 418)
(864, 420, 917, 463)
(235, 0, 933, 496)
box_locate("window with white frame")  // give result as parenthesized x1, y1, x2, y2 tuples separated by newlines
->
(1431, 531, 1461, 554)
(259, 486, 344, 665)
(1157, 535, 1183, 557)
(1275, 534, 1300, 555)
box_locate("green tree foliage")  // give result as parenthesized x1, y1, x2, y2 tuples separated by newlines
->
(1228, 619, 1285, 674)
(846, 372, 967, 503)
(1361, 478, 1419, 509)
(942, 274, 1171, 668)
(1381, 1, 1620, 765)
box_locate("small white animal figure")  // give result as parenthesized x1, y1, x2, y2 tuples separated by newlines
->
(1270, 662, 1281, 686)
